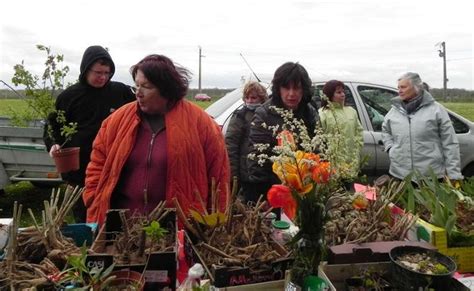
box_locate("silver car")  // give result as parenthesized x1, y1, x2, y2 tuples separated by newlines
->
(206, 81, 474, 178)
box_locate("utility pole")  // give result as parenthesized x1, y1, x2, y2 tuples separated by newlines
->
(438, 41, 448, 101)
(198, 46, 205, 94)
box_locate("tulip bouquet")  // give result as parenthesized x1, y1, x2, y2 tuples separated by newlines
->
(252, 107, 349, 286)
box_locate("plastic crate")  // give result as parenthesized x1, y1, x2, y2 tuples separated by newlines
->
(61, 223, 98, 247)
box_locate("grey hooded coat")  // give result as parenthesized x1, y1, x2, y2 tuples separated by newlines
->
(382, 91, 463, 180)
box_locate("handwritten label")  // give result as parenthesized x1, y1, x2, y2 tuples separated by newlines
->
(145, 270, 168, 283)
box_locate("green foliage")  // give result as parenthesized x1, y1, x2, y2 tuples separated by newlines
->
(143, 220, 168, 244)
(431, 88, 474, 102)
(460, 176, 474, 199)
(9, 44, 78, 147)
(401, 172, 457, 236)
(10, 44, 69, 125)
(51, 110, 78, 147)
(56, 245, 116, 289)
(399, 172, 474, 246)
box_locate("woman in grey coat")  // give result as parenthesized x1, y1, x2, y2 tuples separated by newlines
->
(382, 72, 463, 181)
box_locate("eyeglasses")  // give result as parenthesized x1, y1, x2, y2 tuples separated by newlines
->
(131, 84, 157, 94)
(90, 69, 112, 78)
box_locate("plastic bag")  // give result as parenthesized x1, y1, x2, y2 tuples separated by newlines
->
(178, 263, 205, 291)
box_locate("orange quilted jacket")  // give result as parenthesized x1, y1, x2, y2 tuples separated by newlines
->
(84, 100, 230, 225)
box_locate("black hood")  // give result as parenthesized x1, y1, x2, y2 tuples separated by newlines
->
(79, 46, 115, 83)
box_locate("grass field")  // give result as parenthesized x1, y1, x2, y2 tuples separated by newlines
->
(440, 102, 474, 122)
(0, 98, 212, 117)
(0, 99, 35, 117)
(1, 99, 471, 120)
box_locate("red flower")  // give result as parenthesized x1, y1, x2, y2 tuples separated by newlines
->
(267, 184, 297, 219)
(277, 130, 296, 150)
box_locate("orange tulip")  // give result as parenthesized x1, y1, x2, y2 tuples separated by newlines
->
(312, 161, 331, 184)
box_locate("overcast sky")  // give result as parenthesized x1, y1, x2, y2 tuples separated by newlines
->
(1, 0, 472, 91)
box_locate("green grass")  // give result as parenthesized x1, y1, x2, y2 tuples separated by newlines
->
(0, 182, 74, 227)
(192, 100, 213, 109)
(0, 98, 213, 117)
(440, 102, 474, 122)
(0, 99, 33, 117)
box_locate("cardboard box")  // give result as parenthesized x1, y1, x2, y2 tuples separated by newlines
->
(318, 261, 391, 291)
(184, 232, 292, 288)
(89, 209, 177, 290)
(413, 218, 474, 273)
(318, 261, 470, 291)
(215, 279, 285, 290)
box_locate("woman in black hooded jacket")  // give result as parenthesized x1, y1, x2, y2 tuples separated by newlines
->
(44, 45, 135, 222)
(246, 62, 318, 203)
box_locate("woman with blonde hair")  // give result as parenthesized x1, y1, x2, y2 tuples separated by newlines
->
(225, 81, 268, 201)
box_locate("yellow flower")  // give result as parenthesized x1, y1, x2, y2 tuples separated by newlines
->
(272, 150, 314, 195)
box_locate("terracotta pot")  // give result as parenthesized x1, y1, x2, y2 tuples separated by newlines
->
(108, 270, 145, 290)
(51, 147, 80, 173)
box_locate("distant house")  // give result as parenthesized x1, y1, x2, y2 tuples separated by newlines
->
(194, 93, 212, 101)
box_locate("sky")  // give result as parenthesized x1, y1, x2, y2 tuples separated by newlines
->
(1, 0, 473, 91)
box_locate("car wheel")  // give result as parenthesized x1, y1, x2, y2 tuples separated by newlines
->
(462, 163, 474, 178)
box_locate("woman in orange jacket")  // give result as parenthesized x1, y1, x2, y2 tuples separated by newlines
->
(84, 54, 230, 225)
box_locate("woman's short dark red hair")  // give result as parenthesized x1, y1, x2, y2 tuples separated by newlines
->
(130, 54, 191, 109)
(321, 80, 345, 108)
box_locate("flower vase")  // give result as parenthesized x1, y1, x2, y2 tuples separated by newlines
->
(290, 200, 325, 287)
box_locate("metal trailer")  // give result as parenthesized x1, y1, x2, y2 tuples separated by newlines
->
(0, 122, 63, 190)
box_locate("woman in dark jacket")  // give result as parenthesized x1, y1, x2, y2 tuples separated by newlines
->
(247, 62, 318, 203)
(225, 81, 268, 201)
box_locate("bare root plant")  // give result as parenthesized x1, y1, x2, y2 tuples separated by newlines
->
(0, 186, 83, 290)
(175, 177, 290, 274)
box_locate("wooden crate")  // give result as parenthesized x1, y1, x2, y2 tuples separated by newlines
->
(184, 231, 292, 288)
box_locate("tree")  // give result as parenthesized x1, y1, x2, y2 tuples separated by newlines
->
(10, 44, 70, 126)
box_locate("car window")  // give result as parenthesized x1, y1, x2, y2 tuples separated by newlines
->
(449, 114, 470, 134)
(357, 85, 398, 131)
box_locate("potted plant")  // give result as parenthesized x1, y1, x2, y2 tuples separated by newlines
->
(389, 245, 456, 290)
(10, 44, 79, 173)
(54, 246, 116, 290)
(47, 109, 79, 173)
(107, 269, 145, 291)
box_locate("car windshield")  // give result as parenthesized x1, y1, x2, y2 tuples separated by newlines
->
(205, 87, 243, 118)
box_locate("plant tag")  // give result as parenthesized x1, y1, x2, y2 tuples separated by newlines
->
(285, 281, 301, 291)
(145, 270, 169, 282)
